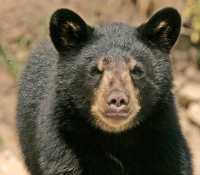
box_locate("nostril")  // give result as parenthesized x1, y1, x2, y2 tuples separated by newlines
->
(110, 98, 117, 105)
(120, 98, 126, 105)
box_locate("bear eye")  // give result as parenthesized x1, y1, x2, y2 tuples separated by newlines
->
(131, 64, 145, 79)
(90, 66, 102, 76)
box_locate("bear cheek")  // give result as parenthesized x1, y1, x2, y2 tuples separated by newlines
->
(90, 72, 110, 121)
(123, 71, 141, 124)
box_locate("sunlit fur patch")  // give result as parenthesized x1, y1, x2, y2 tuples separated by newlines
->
(156, 21, 168, 31)
(90, 57, 141, 133)
(61, 22, 81, 45)
(64, 21, 81, 32)
(155, 21, 170, 39)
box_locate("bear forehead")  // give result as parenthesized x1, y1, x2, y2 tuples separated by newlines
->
(87, 37, 150, 60)
(97, 23, 136, 34)
(90, 23, 150, 53)
(95, 23, 138, 42)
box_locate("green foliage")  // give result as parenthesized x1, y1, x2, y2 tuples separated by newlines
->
(0, 14, 48, 79)
(0, 136, 4, 150)
(0, 44, 22, 80)
(184, 0, 200, 43)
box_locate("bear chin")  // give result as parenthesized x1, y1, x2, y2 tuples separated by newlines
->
(90, 110, 141, 133)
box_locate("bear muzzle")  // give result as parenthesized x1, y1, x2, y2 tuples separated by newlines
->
(105, 89, 129, 120)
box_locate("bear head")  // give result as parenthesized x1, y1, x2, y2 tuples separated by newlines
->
(49, 7, 181, 133)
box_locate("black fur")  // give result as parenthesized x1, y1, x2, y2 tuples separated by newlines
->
(17, 7, 192, 175)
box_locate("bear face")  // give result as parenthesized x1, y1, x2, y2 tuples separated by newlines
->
(50, 8, 181, 133)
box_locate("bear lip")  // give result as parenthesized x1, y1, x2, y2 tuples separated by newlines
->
(104, 109, 129, 120)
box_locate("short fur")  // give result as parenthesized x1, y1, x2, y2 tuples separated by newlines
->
(17, 7, 192, 175)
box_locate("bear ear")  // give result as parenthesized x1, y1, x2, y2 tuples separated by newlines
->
(50, 9, 92, 52)
(137, 7, 181, 51)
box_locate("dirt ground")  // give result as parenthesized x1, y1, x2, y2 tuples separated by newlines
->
(0, 0, 199, 175)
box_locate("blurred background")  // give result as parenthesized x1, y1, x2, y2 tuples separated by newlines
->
(0, 0, 200, 174)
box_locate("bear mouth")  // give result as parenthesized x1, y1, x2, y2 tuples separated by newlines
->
(90, 99, 141, 133)
(104, 108, 129, 120)
(105, 112, 129, 120)
(91, 109, 138, 133)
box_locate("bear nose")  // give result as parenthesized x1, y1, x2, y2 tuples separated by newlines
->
(107, 90, 129, 109)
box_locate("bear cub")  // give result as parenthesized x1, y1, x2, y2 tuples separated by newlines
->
(17, 7, 192, 175)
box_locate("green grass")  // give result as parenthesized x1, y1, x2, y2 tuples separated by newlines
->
(0, 44, 22, 80)
(0, 136, 4, 150)
(0, 14, 48, 80)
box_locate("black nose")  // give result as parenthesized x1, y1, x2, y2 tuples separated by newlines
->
(107, 90, 128, 109)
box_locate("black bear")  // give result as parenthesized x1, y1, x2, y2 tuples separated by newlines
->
(17, 7, 192, 175)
